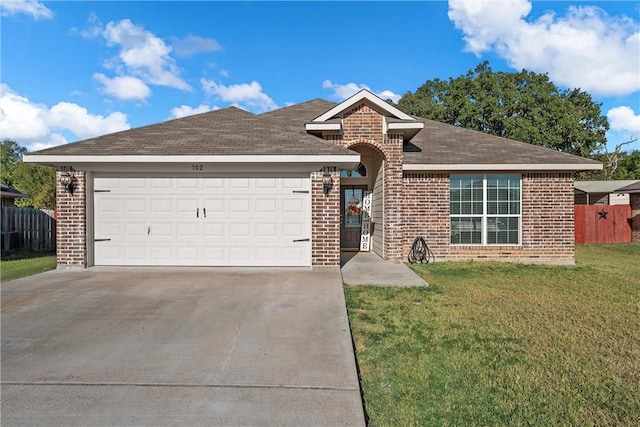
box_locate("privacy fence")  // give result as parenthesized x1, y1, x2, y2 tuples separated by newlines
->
(1, 207, 56, 253)
(574, 204, 632, 244)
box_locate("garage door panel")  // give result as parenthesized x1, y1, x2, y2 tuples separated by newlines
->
(94, 177, 310, 266)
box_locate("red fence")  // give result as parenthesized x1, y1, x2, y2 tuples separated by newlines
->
(574, 205, 632, 244)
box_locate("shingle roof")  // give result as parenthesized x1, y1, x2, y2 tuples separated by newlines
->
(29, 95, 602, 169)
(0, 183, 27, 198)
(403, 118, 602, 166)
(614, 180, 640, 193)
(31, 106, 355, 157)
(259, 99, 337, 127)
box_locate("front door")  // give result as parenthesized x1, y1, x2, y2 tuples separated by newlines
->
(340, 185, 367, 250)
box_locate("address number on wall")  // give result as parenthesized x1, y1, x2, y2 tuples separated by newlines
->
(192, 164, 204, 171)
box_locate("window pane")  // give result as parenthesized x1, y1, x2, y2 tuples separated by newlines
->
(451, 217, 482, 244)
(487, 217, 519, 244)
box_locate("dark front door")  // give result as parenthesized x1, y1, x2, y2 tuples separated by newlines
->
(340, 185, 367, 250)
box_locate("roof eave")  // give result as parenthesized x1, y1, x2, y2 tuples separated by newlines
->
(403, 163, 603, 172)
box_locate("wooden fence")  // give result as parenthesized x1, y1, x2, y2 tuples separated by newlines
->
(574, 204, 632, 244)
(1, 207, 56, 253)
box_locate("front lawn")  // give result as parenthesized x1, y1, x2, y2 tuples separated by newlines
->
(345, 244, 640, 426)
(1, 252, 57, 282)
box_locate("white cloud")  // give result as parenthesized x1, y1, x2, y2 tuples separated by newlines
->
(607, 106, 640, 138)
(201, 79, 277, 112)
(170, 104, 216, 119)
(0, 84, 130, 151)
(0, 0, 53, 19)
(322, 80, 401, 103)
(172, 34, 222, 57)
(448, 0, 640, 97)
(101, 19, 191, 91)
(93, 73, 151, 101)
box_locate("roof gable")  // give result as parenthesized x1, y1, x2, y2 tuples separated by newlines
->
(305, 89, 423, 138)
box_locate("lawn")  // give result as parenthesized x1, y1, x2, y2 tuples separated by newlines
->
(345, 244, 640, 426)
(0, 252, 57, 282)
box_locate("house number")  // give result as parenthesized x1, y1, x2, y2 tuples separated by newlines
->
(192, 164, 204, 171)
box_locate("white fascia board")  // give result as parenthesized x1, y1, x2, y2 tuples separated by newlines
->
(313, 89, 416, 122)
(304, 123, 341, 131)
(403, 163, 603, 171)
(388, 122, 424, 131)
(24, 154, 361, 173)
(24, 154, 359, 164)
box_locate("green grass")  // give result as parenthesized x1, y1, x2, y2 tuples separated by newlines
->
(1, 252, 57, 282)
(345, 244, 640, 426)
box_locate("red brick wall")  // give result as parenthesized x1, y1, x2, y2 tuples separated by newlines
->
(322, 103, 405, 261)
(56, 171, 87, 267)
(402, 172, 576, 264)
(311, 169, 341, 266)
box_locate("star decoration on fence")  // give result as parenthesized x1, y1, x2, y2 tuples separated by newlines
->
(598, 209, 608, 219)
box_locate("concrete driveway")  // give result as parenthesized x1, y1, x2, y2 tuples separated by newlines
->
(1, 267, 365, 426)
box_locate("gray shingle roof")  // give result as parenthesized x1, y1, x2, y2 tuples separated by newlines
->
(614, 180, 640, 193)
(403, 118, 602, 166)
(260, 99, 337, 127)
(32, 106, 355, 157)
(30, 95, 601, 169)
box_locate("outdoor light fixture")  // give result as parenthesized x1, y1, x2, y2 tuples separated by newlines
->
(59, 172, 77, 195)
(322, 172, 333, 195)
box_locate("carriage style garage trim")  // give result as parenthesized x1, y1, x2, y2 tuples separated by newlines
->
(26, 89, 601, 268)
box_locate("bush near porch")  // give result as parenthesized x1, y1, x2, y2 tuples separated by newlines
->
(345, 244, 640, 426)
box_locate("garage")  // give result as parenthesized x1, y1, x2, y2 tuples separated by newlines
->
(93, 176, 311, 267)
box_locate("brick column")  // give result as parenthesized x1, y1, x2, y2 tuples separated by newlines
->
(383, 133, 405, 261)
(631, 193, 640, 243)
(311, 169, 341, 266)
(56, 171, 87, 267)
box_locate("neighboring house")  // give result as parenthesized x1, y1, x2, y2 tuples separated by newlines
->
(1, 183, 27, 207)
(615, 181, 640, 243)
(574, 180, 640, 205)
(25, 89, 601, 268)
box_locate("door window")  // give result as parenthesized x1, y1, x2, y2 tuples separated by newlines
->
(344, 188, 363, 228)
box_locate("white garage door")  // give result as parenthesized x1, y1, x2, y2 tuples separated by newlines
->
(93, 177, 311, 266)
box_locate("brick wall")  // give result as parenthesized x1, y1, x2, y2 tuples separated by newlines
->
(311, 169, 341, 266)
(322, 103, 405, 261)
(402, 172, 576, 264)
(56, 171, 87, 267)
(631, 193, 640, 243)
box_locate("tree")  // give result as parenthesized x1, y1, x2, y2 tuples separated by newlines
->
(396, 62, 609, 158)
(1, 139, 28, 186)
(0, 139, 56, 209)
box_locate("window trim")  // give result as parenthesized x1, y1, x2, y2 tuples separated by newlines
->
(450, 174, 522, 246)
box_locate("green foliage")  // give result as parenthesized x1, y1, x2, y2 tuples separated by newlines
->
(396, 62, 609, 158)
(1, 139, 28, 186)
(579, 149, 640, 180)
(0, 139, 56, 209)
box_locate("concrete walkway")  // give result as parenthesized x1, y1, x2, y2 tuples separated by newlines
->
(340, 252, 428, 287)
(1, 267, 365, 426)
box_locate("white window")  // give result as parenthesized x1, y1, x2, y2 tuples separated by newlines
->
(450, 174, 521, 245)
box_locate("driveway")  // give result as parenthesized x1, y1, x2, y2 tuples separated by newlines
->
(1, 267, 365, 426)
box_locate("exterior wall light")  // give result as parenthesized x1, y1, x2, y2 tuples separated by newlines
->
(322, 172, 333, 195)
(59, 172, 77, 195)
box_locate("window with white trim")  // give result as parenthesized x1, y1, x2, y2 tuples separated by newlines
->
(450, 174, 521, 245)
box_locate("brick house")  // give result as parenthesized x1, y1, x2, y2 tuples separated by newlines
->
(26, 90, 601, 268)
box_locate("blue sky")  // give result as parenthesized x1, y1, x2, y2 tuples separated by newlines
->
(1, 0, 639, 153)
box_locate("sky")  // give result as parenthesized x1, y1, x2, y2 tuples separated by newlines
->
(1, 0, 639, 154)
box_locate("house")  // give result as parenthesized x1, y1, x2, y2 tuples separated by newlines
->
(615, 181, 640, 243)
(574, 180, 640, 205)
(1, 183, 27, 207)
(25, 89, 601, 268)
